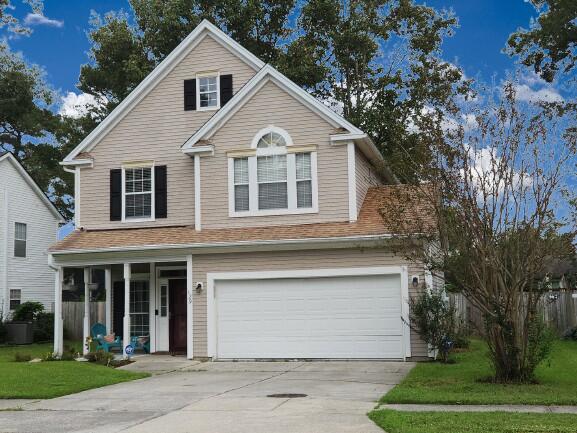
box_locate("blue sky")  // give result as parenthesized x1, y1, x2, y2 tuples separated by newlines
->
(4, 0, 542, 99)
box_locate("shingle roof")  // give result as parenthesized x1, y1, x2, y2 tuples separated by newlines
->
(50, 186, 434, 253)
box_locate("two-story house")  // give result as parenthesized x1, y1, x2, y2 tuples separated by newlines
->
(1, 152, 63, 318)
(50, 21, 432, 360)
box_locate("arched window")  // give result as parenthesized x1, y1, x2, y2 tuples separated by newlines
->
(230, 126, 317, 216)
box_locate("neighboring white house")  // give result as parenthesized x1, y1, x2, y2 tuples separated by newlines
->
(0, 152, 64, 317)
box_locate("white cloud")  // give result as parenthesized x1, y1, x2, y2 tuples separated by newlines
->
(24, 13, 63, 28)
(513, 84, 563, 103)
(462, 146, 532, 194)
(59, 92, 103, 118)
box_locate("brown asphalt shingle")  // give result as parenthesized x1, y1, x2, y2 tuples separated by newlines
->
(50, 186, 434, 252)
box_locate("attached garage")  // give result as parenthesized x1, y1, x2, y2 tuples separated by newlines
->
(207, 267, 410, 360)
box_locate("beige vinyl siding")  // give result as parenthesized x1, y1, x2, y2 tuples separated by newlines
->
(201, 80, 349, 228)
(79, 34, 257, 230)
(191, 247, 428, 358)
(355, 146, 382, 213)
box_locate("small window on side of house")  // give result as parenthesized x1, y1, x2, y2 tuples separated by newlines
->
(14, 222, 26, 258)
(197, 75, 219, 110)
(9, 289, 21, 310)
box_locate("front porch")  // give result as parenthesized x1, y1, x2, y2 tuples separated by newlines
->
(52, 256, 195, 359)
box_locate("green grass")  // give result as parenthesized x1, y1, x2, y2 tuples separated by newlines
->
(382, 339, 577, 405)
(369, 410, 577, 433)
(0, 342, 149, 399)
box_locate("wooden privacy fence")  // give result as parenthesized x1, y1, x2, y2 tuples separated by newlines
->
(453, 291, 577, 336)
(62, 302, 106, 340)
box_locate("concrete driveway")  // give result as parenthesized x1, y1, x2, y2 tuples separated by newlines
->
(0, 358, 414, 433)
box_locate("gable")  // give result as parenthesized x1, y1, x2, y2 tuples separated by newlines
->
(63, 20, 263, 164)
(0, 154, 63, 221)
(210, 80, 338, 149)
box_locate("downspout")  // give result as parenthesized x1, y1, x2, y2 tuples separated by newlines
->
(2, 186, 8, 319)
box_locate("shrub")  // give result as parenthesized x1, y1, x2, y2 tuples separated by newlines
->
(0, 309, 7, 344)
(85, 350, 114, 366)
(13, 352, 32, 362)
(452, 319, 471, 349)
(409, 290, 457, 363)
(12, 302, 44, 321)
(42, 352, 59, 362)
(33, 312, 54, 342)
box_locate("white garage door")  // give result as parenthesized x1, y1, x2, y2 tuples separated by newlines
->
(215, 273, 405, 359)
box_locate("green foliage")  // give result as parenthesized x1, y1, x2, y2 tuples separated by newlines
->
(408, 290, 457, 362)
(0, 309, 7, 344)
(382, 339, 577, 405)
(0, 43, 72, 219)
(33, 312, 54, 342)
(0, 342, 147, 399)
(507, 0, 577, 82)
(13, 352, 32, 362)
(369, 409, 577, 433)
(12, 301, 44, 322)
(85, 350, 115, 366)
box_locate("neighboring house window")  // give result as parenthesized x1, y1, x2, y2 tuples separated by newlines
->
(9, 289, 21, 310)
(14, 222, 26, 257)
(123, 165, 154, 221)
(197, 74, 219, 110)
(229, 127, 318, 216)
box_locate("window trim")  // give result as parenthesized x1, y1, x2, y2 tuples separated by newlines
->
(9, 289, 21, 311)
(121, 162, 155, 223)
(228, 128, 319, 218)
(196, 71, 220, 112)
(13, 222, 27, 258)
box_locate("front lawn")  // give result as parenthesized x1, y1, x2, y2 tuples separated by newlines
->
(369, 410, 577, 433)
(382, 339, 577, 405)
(0, 343, 149, 399)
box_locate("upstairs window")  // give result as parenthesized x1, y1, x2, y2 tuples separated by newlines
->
(14, 222, 26, 258)
(228, 127, 318, 217)
(123, 165, 154, 220)
(197, 74, 219, 110)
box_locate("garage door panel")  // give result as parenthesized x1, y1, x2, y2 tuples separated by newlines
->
(216, 274, 404, 359)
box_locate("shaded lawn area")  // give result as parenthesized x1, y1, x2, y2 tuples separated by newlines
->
(0, 343, 149, 399)
(382, 339, 577, 405)
(369, 410, 577, 433)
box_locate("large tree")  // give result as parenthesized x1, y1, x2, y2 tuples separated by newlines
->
(507, 0, 577, 82)
(0, 0, 43, 35)
(382, 83, 576, 382)
(0, 43, 73, 220)
(78, 0, 469, 178)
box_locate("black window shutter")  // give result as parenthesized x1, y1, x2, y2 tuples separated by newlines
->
(155, 165, 167, 218)
(184, 79, 196, 111)
(110, 169, 122, 221)
(220, 74, 233, 106)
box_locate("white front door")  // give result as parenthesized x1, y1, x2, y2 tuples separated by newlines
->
(155, 279, 170, 352)
(215, 273, 405, 359)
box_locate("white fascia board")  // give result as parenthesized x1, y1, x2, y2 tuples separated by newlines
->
(182, 145, 215, 156)
(2, 153, 64, 222)
(182, 64, 366, 150)
(60, 159, 94, 168)
(63, 19, 264, 164)
(50, 233, 395, 256)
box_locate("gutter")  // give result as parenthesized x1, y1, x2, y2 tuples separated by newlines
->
(50, 233, 397, 256)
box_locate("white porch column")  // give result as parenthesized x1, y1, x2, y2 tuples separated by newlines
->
(83, 267, 91, 355)
(123, 263, 131, 359)
(148, 263, 156, 353)
(104, 266, 112, 332)
(186, 255, 193, 359)
(53, 267, 63, 357)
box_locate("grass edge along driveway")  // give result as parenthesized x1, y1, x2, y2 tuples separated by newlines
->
(0, 343, 149, 399)
(368, 410, 577, 433)
(382, 339, 577, 406)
